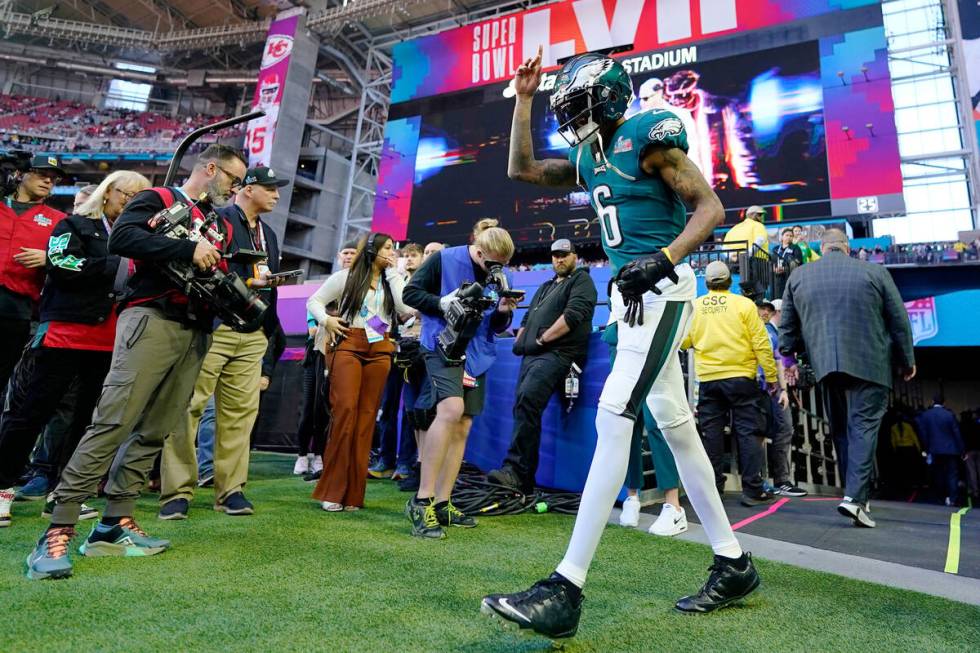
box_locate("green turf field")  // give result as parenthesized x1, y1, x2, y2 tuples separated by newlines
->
(2, 453, 978, 652)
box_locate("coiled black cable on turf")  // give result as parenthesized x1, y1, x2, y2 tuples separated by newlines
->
(451, 463, 581, 516)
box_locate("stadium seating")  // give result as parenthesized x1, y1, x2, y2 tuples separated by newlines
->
(0, 93, 243, 154)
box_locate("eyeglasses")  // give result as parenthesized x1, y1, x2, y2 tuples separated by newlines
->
(213, 163, 243, 189)
(114, 187, 136, 202)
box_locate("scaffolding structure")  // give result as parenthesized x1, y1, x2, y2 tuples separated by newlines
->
(335, 47, 392, 253)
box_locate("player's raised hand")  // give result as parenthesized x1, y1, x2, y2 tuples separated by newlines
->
(513, 45, 544, 98)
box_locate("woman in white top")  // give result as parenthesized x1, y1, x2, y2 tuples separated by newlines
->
(307, 233, 411, 511)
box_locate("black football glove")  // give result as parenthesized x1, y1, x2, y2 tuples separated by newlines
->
(615, 251, 679, 327)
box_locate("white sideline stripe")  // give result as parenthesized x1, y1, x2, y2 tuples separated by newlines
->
(610, 507, 980, 607)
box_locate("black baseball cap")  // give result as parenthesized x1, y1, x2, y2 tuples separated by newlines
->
(29, 154, 65, 176)
(243, 166, 289, 188)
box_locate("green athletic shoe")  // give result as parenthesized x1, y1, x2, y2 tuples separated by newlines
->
(26, 526, 76, 580)
(436, 501, 477, 528)
(406, 497, 446, 539)
(78, 517, 171, 557)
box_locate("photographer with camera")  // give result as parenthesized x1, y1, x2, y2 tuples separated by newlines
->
(0, 171, 150, 529)
(159, 165, 288, 520)
(487, 239, 596, 494)
(402, 220, 518, 539)
(26, 144, 247, 580)
(307, 233, 413, 512)
(0, 155, 67, 397)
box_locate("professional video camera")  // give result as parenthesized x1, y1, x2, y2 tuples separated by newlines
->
(146, 194, 268, 333)
(144, 110, 269, 332)
(437, 262, 520, 365)
(0, 150, 31, 199)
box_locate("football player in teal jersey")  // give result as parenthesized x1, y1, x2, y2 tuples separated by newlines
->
(481, 48, 759, 640)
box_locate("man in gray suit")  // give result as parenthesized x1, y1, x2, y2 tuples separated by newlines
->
(779, 229, 915, 528)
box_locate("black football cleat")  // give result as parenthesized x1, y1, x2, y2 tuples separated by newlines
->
(481, 574, 582, 640)
(675, 553, 760, 614)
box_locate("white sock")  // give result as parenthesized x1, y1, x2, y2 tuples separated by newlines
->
(556, 409, 633, 587)
(660, 417, 742, 559)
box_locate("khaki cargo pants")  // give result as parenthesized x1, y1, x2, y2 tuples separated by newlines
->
(51, 307, 210, 525)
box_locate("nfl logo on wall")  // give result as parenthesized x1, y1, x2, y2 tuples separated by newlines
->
(905, 298, 938, 344)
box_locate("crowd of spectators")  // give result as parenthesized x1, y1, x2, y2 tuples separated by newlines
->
(0, 93, 244, 154)
(858, 239, 980, 265)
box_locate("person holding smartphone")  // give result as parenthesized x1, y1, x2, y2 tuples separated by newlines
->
(307, 233, 413, 512)
(402, 219, 518, 539)
(159, 166, 288, 520)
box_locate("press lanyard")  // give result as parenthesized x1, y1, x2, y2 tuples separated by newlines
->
(101, 214, 112, 234)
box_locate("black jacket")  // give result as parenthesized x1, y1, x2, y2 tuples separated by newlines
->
(39, 214, 123, 325)
(109, 187, 230, 331)
(514, 267, 597, 363)
(261, 322, 287, 378)
(217, 204, 282, 335)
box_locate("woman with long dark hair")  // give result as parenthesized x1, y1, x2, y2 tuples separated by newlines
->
(306, 233, 411, 511)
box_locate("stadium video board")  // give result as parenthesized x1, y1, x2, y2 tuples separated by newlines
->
(374, 0, 904, 247)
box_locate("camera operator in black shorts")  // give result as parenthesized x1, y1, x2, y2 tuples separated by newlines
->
(402, 220, 517, 539)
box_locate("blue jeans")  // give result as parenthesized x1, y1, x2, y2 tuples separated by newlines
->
(196, 395, 216, 477)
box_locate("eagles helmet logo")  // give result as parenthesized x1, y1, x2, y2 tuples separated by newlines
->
(648, 117, 683, 143)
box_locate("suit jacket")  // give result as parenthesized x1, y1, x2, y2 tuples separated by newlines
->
(917, 405, 964, 455)
(778, 251, 914, 388)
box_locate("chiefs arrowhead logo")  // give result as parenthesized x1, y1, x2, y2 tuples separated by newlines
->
(261, 35, 294, 68)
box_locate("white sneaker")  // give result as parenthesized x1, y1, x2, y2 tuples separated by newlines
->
(838, 498, 876, 528)
(619, 495, 640, 527)
(293, 455, 310, 475)
(78, 504, 99, 520)
(0, 487, 14, 527)
(312, 455, 324, 474)
(648, 503, 688, 537)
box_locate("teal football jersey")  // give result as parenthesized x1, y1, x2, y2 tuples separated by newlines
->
(568, 110, 689, 273)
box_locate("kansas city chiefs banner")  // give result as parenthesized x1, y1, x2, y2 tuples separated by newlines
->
(245, 10, 302, 167)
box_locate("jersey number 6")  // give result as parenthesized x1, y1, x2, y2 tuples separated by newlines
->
(592, 185, 622, 248)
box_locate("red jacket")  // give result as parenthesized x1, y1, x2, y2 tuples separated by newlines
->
(0, 200, 66, 304)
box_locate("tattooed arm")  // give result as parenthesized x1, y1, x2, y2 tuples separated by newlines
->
(508, 45, 577, 188)
(641, 146, 725, 261)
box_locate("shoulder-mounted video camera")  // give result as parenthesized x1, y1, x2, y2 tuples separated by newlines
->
(437, 262, 519, 366)
(0, 150, 31, 199)
(143, 110, 270, 333)
(147, 195, 268, 333)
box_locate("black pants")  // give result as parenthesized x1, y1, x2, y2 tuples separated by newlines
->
(376, 367, 405, 468)
(0, 346, 112, 488)
(0, 317, 31, 408)
(16, 363, 79, 483)
(931, 454, 960, 503)
(501, 351, 572, 491)
(698, 376, 766, 495)
(296, 344, 328, 457)
(820, 372, 889, 504)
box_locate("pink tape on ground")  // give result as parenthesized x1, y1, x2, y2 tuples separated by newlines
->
(730, 498, 791, 531)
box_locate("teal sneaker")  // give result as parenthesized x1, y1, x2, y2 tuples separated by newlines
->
(26, 526, 76, 580)
(78, 517, 171, 557)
